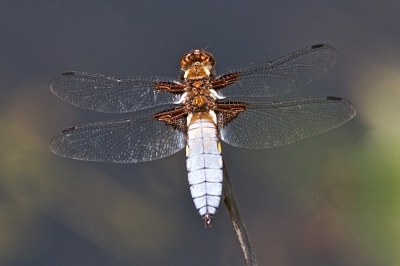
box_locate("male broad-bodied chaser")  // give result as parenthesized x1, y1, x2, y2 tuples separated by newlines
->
(50, 44, 356, 227)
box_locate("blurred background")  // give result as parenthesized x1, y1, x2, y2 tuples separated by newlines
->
(0, 1, 399, 265)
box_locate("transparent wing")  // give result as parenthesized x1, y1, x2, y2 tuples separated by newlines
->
(216, 44, 337, 98)
(50, 71, 182, 113)
(219, 97, 356, 149)
(50, 108, 186, 163)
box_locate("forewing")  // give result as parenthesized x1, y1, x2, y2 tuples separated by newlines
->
(216, 44, 337, 98)
(219, 97, 356, 149)
(50, 109, 186, 163)
(51, 71, 182, 113)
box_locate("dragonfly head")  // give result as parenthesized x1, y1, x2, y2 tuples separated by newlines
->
(181, 49, 215, 80)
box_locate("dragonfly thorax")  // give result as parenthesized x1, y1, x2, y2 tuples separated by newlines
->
(180, 79, 223, 112)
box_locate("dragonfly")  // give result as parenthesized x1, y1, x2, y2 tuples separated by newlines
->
(50, 44, 356, 227)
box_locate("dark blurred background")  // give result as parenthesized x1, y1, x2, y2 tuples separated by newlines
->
(1, 1, 399, 265)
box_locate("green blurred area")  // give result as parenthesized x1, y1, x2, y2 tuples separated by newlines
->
(0, 88, 181, 264)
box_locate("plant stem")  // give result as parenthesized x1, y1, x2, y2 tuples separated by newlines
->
(222, 161, 258, 266)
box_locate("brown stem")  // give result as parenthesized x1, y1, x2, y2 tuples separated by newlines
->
(222, 161, 258, 266)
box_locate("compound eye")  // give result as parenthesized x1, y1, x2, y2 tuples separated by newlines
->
(180, 54, 190, 69)
(201, 52, 215, 69)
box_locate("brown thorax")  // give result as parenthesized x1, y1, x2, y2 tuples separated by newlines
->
(182, 79, 217, 112)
